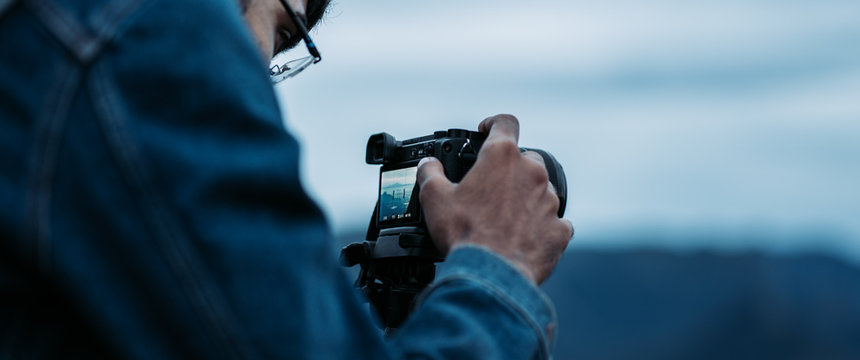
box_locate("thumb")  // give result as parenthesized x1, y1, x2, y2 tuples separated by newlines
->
(416, 157, 453, 199)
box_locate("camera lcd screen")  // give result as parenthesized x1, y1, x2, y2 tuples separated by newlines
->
(379, 166, 419, 224)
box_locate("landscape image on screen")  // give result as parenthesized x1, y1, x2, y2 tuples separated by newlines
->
(379, 166, 418, 223)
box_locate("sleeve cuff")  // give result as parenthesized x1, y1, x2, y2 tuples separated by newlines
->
(423, 244, 558, 354)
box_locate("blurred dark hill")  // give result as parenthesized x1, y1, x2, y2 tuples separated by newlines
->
(335, 232, 860, 359)
(541, 249, 860, 360)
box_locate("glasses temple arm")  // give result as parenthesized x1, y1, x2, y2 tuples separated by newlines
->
(281, 0, 322, 63)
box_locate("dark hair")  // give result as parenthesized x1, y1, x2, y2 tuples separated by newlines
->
(239, 0, 331, 52)
(289, 0, 331, 50)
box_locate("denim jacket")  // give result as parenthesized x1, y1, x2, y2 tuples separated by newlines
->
(0, 0, 558, 358)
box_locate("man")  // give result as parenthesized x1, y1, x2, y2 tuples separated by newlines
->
(0, 0, 573, 358)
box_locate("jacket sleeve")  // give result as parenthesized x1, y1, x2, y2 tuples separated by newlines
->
(392, 245, 558, 359)
(59, 0, 559, 358)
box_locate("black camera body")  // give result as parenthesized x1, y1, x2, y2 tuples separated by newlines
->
(341, 129, 567, 331)
(367, 129, 485, 231)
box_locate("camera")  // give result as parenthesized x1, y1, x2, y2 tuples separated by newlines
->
(340, 129, 567, 331)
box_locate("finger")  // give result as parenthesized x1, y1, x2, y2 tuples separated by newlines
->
(522, 150, 546, 167)
(540, 185, 561, 215)
(560, 218, 574, 241)
(416, 157, 454, 196)
(478, 114, 520, 145)
(522, 150, 558, 195)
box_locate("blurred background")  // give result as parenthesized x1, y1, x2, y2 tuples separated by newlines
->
(273, 0, 860, 358)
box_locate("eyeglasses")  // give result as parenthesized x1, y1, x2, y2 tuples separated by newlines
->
(270, 0, 322, 83)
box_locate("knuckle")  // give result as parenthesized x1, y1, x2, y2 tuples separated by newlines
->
(481, 114, 521, 140)
(417, 157, 440, 172)
(547, 181, 558, 197)
(494, 114, 519, 127)
(561, 220, 574, 240)
(417, 161, 441, 182)
(523, 151, 546, 167)
(482, 140, 520, 159)
(546, 192, 560, 213)
(526, 159, 550, 185)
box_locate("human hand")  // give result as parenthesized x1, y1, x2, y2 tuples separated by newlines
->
(416, 114, 574, 284)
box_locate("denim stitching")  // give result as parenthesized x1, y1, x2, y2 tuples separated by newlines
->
(454, 244, 559, 329)
(25, 0, 101, 64)
(87, 63, 250, 360)
(418, 274, 554, 360)
(88, 0, 146, 46)
(24, 59, 78, 274)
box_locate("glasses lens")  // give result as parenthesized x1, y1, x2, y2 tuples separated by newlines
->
(270, 56, 315, 84)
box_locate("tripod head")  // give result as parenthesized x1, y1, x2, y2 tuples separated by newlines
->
(340, 202, 440, 329)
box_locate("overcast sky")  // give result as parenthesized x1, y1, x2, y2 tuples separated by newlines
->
(273, 0, 860, 263)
